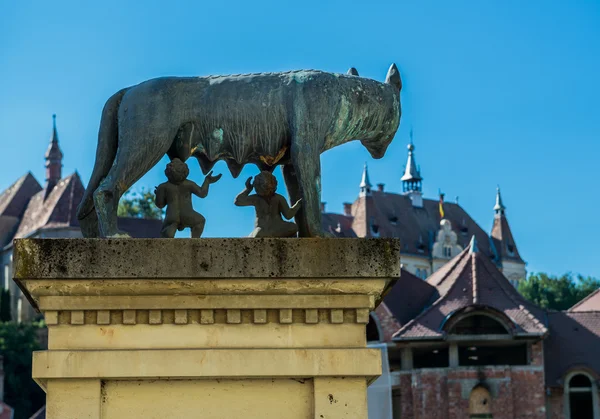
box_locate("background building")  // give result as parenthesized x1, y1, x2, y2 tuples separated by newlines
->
(0, 116, 162, 323)
(368, 237, 600, 419)
(322, 141, 527, 286)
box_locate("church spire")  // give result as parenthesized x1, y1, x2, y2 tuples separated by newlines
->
(400, 129, 422, 193)
(45, 114, 63, 194)
(359, 162, 372, 197)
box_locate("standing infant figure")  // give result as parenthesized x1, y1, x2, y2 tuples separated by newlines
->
(235, 171, 301, 238)
(154, 158, 221, 238)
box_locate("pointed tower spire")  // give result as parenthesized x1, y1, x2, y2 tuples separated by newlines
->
(494, 186, 506, 216)
(359, 162, 372, 197)
(401, 129, 422, 192)
(401, 128, 423, 207)
(490, 186, 525, 283)
(45, 114, 63, 195)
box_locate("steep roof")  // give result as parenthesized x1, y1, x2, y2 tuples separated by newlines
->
(544, 311, 600, 387)
(0, 173, 44, 247)
(382, 268, 437, 327)
(569, 288, 600, 312)
(321, 213, 357, 238)
(400, 142, 422, 182)
(0, 173, 42, 218)
(14, 172, 84, 239)
(393, 238, 547, 341)
(490, 189, 524, 264)
(322, 191, 493, 258)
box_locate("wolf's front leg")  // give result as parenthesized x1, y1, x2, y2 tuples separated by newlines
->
(285, 141, 325, 238)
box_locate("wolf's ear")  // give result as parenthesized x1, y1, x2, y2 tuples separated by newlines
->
(385, 63, 402, 91)
(347, 67, 359, 76)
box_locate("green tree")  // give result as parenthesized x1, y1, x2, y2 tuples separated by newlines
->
(518, 272, 600, 311)
(117, 188, 164, 219)
(0, 290, 11, 322)
(0, 321, 45, 419)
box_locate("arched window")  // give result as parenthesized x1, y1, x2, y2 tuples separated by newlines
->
(448, 314, 509, 335)
(469, 385, 492, 418)
(366, 314, 382, 342)
(565, 372, 598, 419)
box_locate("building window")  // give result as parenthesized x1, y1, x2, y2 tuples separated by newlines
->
(443, 246, 452, 258)
(507, 243, 515, 256)
(449, 314, 509, 335)
(3, 265, 8, 290)
(458, 343, 527, 366)
(17, 298, 22, 324)
(366, 314, 382, 342)
(413, 346, 449, 369)
(566, 373, 597, 419)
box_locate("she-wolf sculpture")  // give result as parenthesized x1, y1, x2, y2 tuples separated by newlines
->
(76, 64, 402, 237)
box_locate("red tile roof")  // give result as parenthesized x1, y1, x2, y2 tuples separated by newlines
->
(393, 240, 546, 341)
(569, 288, 600, 312)
(491, 214, 524, 264)
(2, 172, 162, 240)
(14, 172, 84, 239)
(374, 303, 402, 342)
(544, 311, 600, 387)
(321, 213, 356, 237)
(0, 173, 42, 218)
(322, 191, 497, 261)
(381, 268, 437, 328)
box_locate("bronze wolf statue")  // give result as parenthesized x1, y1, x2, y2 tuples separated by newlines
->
(76, 64, 402, 237)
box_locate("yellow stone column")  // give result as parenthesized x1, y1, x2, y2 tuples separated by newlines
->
(14, 238, 399, 419)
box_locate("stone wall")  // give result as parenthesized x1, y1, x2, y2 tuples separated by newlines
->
(394, 365, 546, 419)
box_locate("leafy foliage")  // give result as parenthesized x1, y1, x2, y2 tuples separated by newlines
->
(0, 321, 46, 419)
(117, 188, 164, 219)
(518, 272, 600, 311)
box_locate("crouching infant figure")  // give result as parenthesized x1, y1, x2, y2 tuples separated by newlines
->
(235, 171, 301, 238)
(154, 158, 221, 238)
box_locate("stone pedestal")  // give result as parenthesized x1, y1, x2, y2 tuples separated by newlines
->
(14, 238, 399, 419)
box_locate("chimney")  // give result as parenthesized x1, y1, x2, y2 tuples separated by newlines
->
(343, 202, 352, 216)
(320, 202, 326, 213)
(377, 183, 385, 192)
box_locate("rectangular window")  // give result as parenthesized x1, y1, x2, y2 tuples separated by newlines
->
(413, 347, 449, 369)
(3, 265, 8, 291)
(458, 343, 527, 366)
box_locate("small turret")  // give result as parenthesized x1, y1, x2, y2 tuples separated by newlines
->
(359, 162, 372, 197)
(494, 187, 506, 216)
(401, 129, 423, 207)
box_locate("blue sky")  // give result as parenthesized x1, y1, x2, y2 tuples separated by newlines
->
(1, 1, 599, 278)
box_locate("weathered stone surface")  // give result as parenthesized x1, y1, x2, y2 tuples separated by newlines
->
(19, 238, 397, 418)
(14, 238, 400, 279)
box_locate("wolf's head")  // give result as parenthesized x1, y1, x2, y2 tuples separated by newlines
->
(359, 63, 402, 159)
